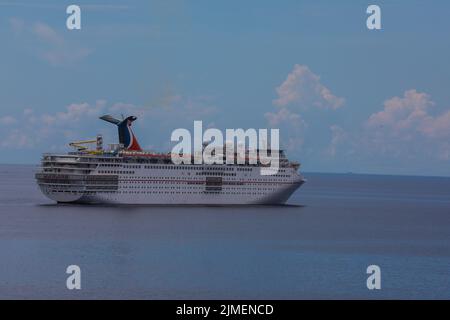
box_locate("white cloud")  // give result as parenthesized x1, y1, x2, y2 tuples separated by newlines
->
(327, 125, 347, 157)
(0, 129, 33, 148)
(324, 89, 450, 165)
(60, 100, 106, 121)
(265, 108, 307, 151)
(32, 22, 64, 45)
(303, 89, 450, 176)
(265, 64, 343, 153)
(23, 108, 33, 116)
(367, 90, 430, 134)
(265, 107, 304, 127)
(420, 110, 450, 139)
(0, 115, 17, 125)
(273, 64, 344, 110)
(0, 95, 218, 151)
(9, 18, 92, 66)
(28, 100, 106, 127)
(366, 89, 450, 140)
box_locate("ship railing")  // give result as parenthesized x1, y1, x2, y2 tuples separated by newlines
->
(39, 164, 98, 169)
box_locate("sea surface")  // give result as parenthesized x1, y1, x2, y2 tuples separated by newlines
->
(0, 164, 449, 299)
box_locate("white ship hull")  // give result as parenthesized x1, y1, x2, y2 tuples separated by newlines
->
(38, 181, 303, 205)
(36, 155, 305, 205)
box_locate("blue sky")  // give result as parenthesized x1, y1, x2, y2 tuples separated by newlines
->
(1, 0, 450, 176)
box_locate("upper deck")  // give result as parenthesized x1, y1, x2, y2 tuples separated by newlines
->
(40, 148, 298, 170)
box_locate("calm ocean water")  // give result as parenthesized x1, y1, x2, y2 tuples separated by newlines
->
(0, 164, 449, 299)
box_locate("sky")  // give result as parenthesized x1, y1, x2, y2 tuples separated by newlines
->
(0, 0, 449, 176)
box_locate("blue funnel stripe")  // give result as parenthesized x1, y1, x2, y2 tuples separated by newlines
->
(118, 120, 132, 148)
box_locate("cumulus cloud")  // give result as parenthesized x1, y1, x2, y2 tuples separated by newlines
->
(21, 100, 106, 128)
(0, 116, 17, 125)
(303, 88, 450, 176)
(359, 89, 450, 162)
(273, 64, 344, 110)
(367, 90, 430, 134)
(0, 95, 218, 151)
(264, 108, 307, 151)
(265, 108, 304, 127)
(58, 100, 106, 122)
(327, 125, 347, 157)
(422, 111, 450, 138)
(265, 64, 343, 153)
(0, 129, 33, 148)
(366, 89, 450, 140)
(32, 22, 64, 45)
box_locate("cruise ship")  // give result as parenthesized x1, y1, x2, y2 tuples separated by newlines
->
(35, 115, 305, 205)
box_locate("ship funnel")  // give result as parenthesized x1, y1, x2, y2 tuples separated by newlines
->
(99, 114, 142, 151)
